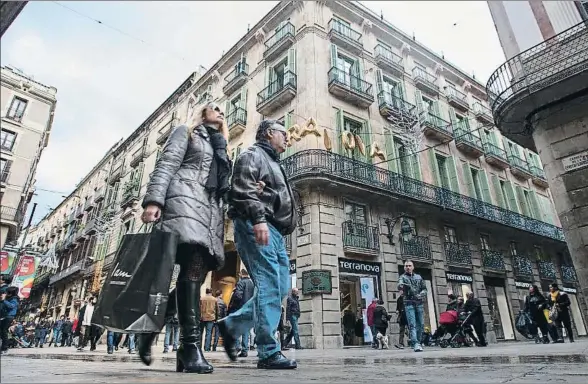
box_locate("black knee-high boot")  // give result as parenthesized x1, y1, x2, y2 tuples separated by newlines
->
(176, 281, 213, 373)
(139, 288, 177, 366)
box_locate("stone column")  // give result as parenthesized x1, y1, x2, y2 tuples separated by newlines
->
(532, 95, 588, 314)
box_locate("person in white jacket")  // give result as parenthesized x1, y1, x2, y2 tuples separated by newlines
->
(76, 297, 96, 351)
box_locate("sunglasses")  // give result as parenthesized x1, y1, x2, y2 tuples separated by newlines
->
(206, 102, 225, 117)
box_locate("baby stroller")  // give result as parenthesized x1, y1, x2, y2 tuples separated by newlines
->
(438, 310, 475, 348)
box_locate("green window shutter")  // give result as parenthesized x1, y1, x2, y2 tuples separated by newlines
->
(240, 86, 248, 111)
(447, 156, 460, 193)
(528, 191, 541, 220)
(462, 162, 475, 198)
(428, 150, 441, 186)
(264, 65, 270, 87)
(330, 44, 338, 68)
(538, 195, 554, 224)
(410, 153, 422, 180)
(113, 182, 120, 205)
(431, 100, 441, 119)
(448, 107, 457, 126)
(504, 181, 519, 213)
(515, 185, 529, 215)
(491, 175, 506, 208)
(135, 163, 145, 195)
(376, 69, 383, 93)
(490, 130, 499, 146)
(335, 108, 344, 155)
(385, 133, 398, 173)
(361, 120, 373, 163)
(399, 81, 407, 101)
(225, 100, 231, 117)
(357, 57, 364, 79)
(414, 90, 423, 112)
(479, 170, 492, 204)
(287, 48, 297, 76)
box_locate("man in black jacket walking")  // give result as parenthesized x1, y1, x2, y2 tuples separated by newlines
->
(227, 270, 254, 356)
(284, 288, 302, 349)
(218, 120, 298, 370)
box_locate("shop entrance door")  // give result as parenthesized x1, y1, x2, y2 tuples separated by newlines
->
(485, 279, 515, 340)
(339, 274, 379, 346)
(564, 290, 588, 337)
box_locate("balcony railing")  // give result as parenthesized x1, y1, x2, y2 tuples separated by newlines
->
(156, 118, 177, 145)
(49, 259, 84, 285)
(412, 67, 439, 93)
(530, 165, 548, 188)
(75, 204, 84, 219)
(513, 256, 534, 277)
(538, 260, 557, 280)
(94, 186, 106, 202)
(377, 92, 417, 117)
(227, 107, 247, 130)
(454, 125, 484, 156)
(421, 112, 453, 140)
(487, 22, 588, 128)
(561, 265, 577, 283)
(256, 72, 297, 114)
(473, 102, 493, 123)
(109, 162, 124, 183)
(1, 169, 9, 183)
(328, 19, 362, 54)
(484, 143, 508, 163)
(444, 242, 472, 265)
(374, 44, 404, 75)
(130, 146, 145, 167)
(264, 22, 295, 60)
(84, 196, 95, 211)
(482, 249, 505, 271)
(342, 221, 380, 253)
(281, 150, 565, 241)
(446, 86, 469, 110)
(224, 63, 249, 95)
(328, 67, 374, 106)
(400, 236, 432, 261)
(508, 154, 533, 178)
(120, 179, 140, 207)
(0, 206, 21, 222)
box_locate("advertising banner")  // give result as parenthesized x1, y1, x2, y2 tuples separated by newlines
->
(1, 250, 17, 275)
(11, 255, 38, 299)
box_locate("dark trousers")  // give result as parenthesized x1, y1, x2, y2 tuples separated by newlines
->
(531, 312, 551, 341)
(60, 332, 72, 346)
(0, 317, 13, 351)
(556, 311, 574, 342)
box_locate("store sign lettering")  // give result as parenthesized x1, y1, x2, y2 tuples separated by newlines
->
(515, 281, 531, 289)
(562, 151, 588, 172)
(562, 287, 577, 294)
(339, 260, 381, 274)
(445, 272, 473, 283)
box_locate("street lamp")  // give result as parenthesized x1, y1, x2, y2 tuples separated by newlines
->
(384, 214, 413, 245)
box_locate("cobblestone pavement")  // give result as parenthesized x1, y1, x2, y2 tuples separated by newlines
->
(2, 340, 588, 383)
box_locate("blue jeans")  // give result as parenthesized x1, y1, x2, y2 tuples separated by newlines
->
(224, 219, 290, 360)
(239, 328, 251, 350)
(287, 315, 301, 347)
(165, 323, 179, 350)
(201, 321, 214, 351)
(127, 333, 136, 351)
(405, 303, 424, 348)
(52, 329, 61, 345)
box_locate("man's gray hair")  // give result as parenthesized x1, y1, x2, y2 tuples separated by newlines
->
(256, 119, 281, 141)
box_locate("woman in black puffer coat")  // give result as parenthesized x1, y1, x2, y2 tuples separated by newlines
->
(373, 300, 392, 349)
(525, 285, 550, 344)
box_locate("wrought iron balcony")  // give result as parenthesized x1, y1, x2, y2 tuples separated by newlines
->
(84, 217, 97, 235)
(421, 112, 453, 142)
(473, 102, 493, 124)
(75, 204, 84, 219)
(561, 265, 577, 283)
(446, 86, 469, 111)
(328, 19, 362, 55)
(67, 210, 77, 224)
(33, 268, 52, 287)
(400, 236, 432, 262)
(507, 154, 533, 180)
(226, 107, 247, 140)
(412, 67, 439, 95)
(513, 256, 534, 278)
(84, 196, 95, 211)
(482, 250, 505, 271)
(264, 22, 295, 62)
(328, 67, 374, 108)
(530, 165, 548, 188)
(120, 180, 140, 208)
(156, 117, 178, 145)
(342, 221, 380, 255)
(374, 44, 404, 76)
(377, 92, 418, 125)
(487, 22, 588, 149)
(484, 142, 509, 169)
(94, 186, 106, 202)
(444, 242, 472, 265)
(49, 259, 84, 285)
(256, 72, 297, 115)
(0, 206, 20, 222)
(538, 260, 557, 280)
(223, 63, 249, 95)
(281, 150, 565, 242)
(0, 169, 9, 184)
(109, 162, 124, 184)
(455, 124, 484, 158)
(130, 146, 146, 167)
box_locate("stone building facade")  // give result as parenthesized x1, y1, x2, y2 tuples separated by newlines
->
(24, 1, 586, 346)
(1, 65, 57, 248)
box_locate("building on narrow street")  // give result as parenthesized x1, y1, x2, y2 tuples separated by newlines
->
(1, 65, 57, 248)
(24, 1, 586, 347)
(486, 1, 588, 307)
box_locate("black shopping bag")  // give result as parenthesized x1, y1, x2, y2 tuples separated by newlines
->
(92, 228, 178, 333)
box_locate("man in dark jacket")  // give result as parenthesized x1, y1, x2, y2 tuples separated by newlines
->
(218, 119, 298, 370)
(228, 270, 254, 357)
(60, 318, 73, 347)
(394, 290, 408, 349)
(212, 289, 226, 352)
(463, 292, 487, 346)
(398, 260, 427, 352)
(284, 288, 302, 350)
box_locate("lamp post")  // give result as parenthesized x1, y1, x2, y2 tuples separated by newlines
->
(384, 214, 413, 245)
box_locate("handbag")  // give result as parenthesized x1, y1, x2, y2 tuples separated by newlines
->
(92, 227, 178, 333)
(548, 305, 559, 322)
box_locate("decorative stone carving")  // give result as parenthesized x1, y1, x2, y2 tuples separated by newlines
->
(401, 43, 411, 56)
(434, 64, 445, 75)
(361, 19, 373, 31)
(255, 28, 266, 43)
(211, 70, 221, 83)
(463, 81, 472, 92)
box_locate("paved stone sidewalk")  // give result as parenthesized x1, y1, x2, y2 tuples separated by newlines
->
(1, 341, 588, 383)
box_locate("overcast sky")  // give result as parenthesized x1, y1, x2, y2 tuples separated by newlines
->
(1, 1, 505, 225)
